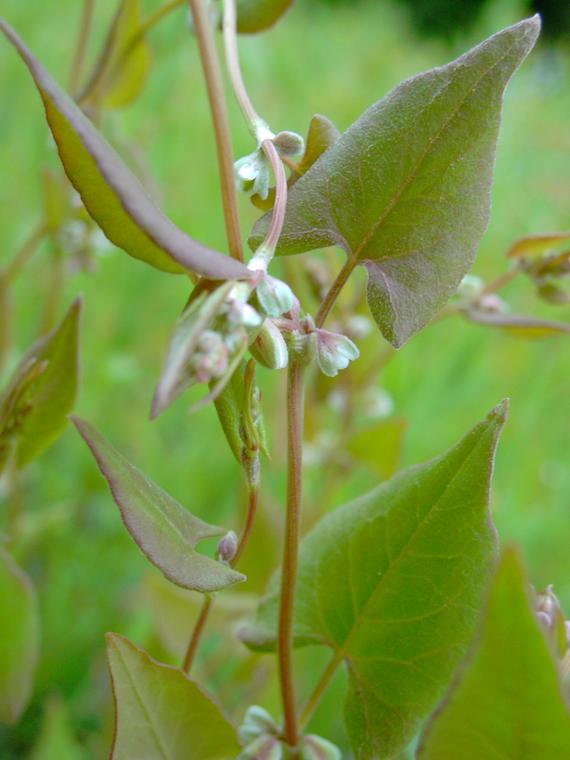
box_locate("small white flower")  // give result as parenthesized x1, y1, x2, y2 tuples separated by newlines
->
(256, 274, 296, 318)
(314, 329, 359, 377)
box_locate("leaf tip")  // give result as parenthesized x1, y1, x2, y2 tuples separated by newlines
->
(487, 398, 509, 427)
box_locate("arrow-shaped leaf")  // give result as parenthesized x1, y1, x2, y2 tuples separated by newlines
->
(242, 403, 507, 759)
(0, 20, 249, 281)
(72, 417, 245, 593)
(418, 548, 570, 759)
(251, 18, 540, 346)
(107, 633, 240, 759)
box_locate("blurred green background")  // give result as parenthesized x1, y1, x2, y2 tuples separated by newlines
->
(0, 0, 569, 756)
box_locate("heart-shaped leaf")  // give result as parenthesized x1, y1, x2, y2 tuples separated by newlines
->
(107, 633, 240, 759)
(0, 297, 81, 472)
(236, 0, 294, 34)
(242, 403, 507, 759)
(0, 550, 39, 724)
(417, 548, 570, 759)
(251, 18, 540, 346)
(72, 417, 245, 593)
(0, 20, 249, 281)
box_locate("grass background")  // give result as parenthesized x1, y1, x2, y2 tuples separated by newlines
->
(0, 0, 569, 755)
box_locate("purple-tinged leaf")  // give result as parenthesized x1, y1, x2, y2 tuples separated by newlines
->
(0, 550, 39, 724)
(252, 18, 540, 346)
(0, 20, 249, 281)
(106, 633, 240, 759)
(72, 417, 245, 593)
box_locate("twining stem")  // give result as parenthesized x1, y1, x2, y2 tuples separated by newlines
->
(315, 257, 355, 328)
(182, 479, 259, 674)
(182, 595, 214, 672)
(69, 0, 95, 95)
(2, 223, 47, 284)
(187, 0, 243, 262)
(278, 359, 305, 749)
(223, 0, 288, 262)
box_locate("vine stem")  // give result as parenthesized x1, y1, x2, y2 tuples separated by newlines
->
(182, 480, 259, 674)
(188, 0, 244, 263)
(2, 223, 47, 284)
(223, 0, 288, 263)
(315, 257, 355, 328)
(69, 0, 95, 95)
(278, 358, 305, 749)
(480, 266, 518, 296)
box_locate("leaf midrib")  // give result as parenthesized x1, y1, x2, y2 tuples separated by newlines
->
(322, 428, 489, 668)
(345, 36, 522, 265)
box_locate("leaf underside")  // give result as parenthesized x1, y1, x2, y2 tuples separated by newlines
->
(72, 417, 245, 593)
(417, 548, 570, 759)
(0, 20, 249, 281)
(251, 17, 540, 347)
(242, 403, 508, 759)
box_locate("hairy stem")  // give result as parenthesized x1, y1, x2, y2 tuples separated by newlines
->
(181, 478, 259, 673)
(69, 0, 95, 95)
(2, 223, 47, 284)
(315, 257, 355, 328)
(188, 0, 243, 262)
(278, 358, 305, 749)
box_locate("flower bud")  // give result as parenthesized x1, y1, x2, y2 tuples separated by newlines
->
(234, 151, 270, 200)
(256, 274, 296, 318)
(300, 734, 342, 760)
(535, 585, 567, 657)
(250, 319, 289, 370)
(216, 530, 238, 564)
(272, 130, 305, 160)
(238, 705, 278, 745)
(314, 329, 359, 377)
(454, 274, 484, 307)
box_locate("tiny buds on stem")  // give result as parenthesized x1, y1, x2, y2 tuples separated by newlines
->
(238, 705, 278, 745)
(234, 129, 304, 201)
(454, 274, 484, 307)
(255, 274, 296, 318)
(216, 530, 238, 564)
(272, 130, 305, 160)
(250, 319, 289, 370)
(313, 329, 360, 377)
(534, 585, 568, 657)
(300, 734, 342, 760)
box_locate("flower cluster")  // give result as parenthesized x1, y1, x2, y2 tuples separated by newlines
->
(234, 127, 305, 200)
(237, 706, 341, 760)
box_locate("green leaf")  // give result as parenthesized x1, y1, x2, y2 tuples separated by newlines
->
(72, 417, 245, 593)
(102, 0, 152, 110)
(107, 633, 240, 760)
(242, 403, 508, 759)
(0, 20, 249, 281)
(347, 417, 406, 480)
(417, 548, 570, 759)
(0, 297, 81, 471)
(294, 114, 340, 180)
(251, 18, 540, 347)
(29, 696, 85, 760)
(236, 0, 294, 34)
(465, 309, 570, 339)
(0, 549, 39, 724)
